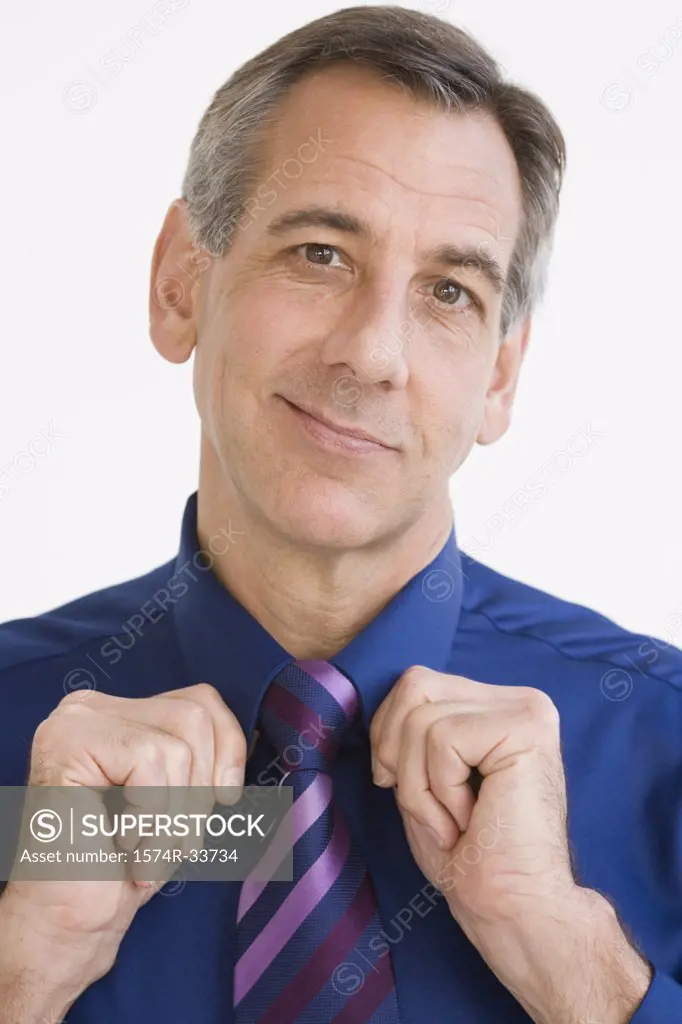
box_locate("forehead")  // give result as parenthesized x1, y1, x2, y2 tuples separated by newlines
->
(255, 62, 522, 250)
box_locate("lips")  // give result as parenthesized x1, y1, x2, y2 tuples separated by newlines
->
(282, 398, 394, 450)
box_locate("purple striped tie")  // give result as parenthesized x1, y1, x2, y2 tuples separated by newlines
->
(233, 659, 402, 1024)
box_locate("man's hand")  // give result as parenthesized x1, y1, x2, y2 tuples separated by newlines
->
(369, 667, 652, 1024)
(0, 682, 247, 1024)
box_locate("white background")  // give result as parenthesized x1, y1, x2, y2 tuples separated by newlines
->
(1, 0, 681, 641)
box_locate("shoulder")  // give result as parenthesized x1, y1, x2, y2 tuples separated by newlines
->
(0, 558, 177, 682)
(453, 556, 682, 950)
(0, 558, 183, 781)
(458, 552, 682, 698)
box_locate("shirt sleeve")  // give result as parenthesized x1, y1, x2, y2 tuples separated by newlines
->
(629, 964, 682, 1021)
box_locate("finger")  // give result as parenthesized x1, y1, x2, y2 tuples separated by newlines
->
(374, 693, 484, 787)
(369, 683, 401, 779)
(152, 690, 217, 788)
(123, 695, 216, 789)
(372, 670, 531, 785)
(165, 683, 247, 803)
(84, 692, 216, 786)
(43, 703, 194, 788)
(425, 712, 478, 834)
(37, 701, 207, 889)
(371, 667, 465, 784)
(75, 683, 248, 796)
(59, 690, 214, 789)
(394, 703, 462, 849)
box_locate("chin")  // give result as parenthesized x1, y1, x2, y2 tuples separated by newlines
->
(266, 478, 383, 551)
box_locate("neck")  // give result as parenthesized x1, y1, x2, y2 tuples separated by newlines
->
(197, 459, 454, 661)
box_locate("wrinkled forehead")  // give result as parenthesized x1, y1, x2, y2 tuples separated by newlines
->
(251, 62, 523, 255)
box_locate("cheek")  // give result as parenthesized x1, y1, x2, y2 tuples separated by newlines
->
(195, 298, 268, 399)
(194, 291, 311, 438)
(220, 279, 324, 372)
(191, 311, 247, 440)
(418, 358, 489, 461)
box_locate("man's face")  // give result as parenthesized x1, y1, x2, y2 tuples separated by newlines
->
(156, 63, 526, 549)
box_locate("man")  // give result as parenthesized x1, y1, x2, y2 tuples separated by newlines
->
(0, 5, 679, 1022)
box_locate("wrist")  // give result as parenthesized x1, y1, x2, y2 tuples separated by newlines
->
(475, 887, 651, 1024)
(0, 889, 113, 1019)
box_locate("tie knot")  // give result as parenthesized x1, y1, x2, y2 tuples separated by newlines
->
(258, 660, 359, 774)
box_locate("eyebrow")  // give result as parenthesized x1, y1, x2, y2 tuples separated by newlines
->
(265, 205, 506, 295)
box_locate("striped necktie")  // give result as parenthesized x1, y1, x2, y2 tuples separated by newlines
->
(233, 659, 402, 1024)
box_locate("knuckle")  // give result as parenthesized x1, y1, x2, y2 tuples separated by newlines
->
(60, 689, 87, 708)
(32, 716, 56, 745)
(429, 715, 454, 745)
(190, 681, 222, 704)
(394, 785, 421, 819)
(33, 708, 80, 752)
(179, 698, 212, 735)
(57, 692, 97, 715)
(137, 739, 166, 769)
(402, 704, 429, 742)
(373, 738, 393, 771)
(166, 736, 192, 771)
(519, 689, 560, 727)
(400, 665, 427, 694)
(369, 711, 386, 750)
(31, 719, 58, 763)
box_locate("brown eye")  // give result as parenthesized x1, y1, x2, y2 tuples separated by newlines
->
(433, 279, 470, 307)
(303, 243, 335, 265)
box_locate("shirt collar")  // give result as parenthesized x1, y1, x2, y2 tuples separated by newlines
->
(172, 491, 463, 747)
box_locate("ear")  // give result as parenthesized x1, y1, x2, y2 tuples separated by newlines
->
(476, 317, 531, 445)
(149, 199, 211, 365)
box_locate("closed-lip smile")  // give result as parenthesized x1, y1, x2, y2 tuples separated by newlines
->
(280, 397, 397, 451)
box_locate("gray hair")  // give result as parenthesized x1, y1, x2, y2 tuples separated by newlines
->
(181, 5, 566, 339)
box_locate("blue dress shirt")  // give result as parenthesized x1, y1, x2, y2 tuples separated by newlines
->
(1, 490, 681, 1022)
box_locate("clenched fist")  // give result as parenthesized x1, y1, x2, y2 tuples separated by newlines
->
(0, 683, 247, 1023)
(369, 666, 651, 1023)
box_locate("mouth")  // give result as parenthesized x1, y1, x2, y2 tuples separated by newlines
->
(278, 397, 397, 455)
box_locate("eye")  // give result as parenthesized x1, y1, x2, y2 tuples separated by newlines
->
(432, 278, 474, 312)
(294, 243, 347, 268)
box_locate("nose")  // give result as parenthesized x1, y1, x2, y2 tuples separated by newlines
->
(320, 280, 411, 390)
